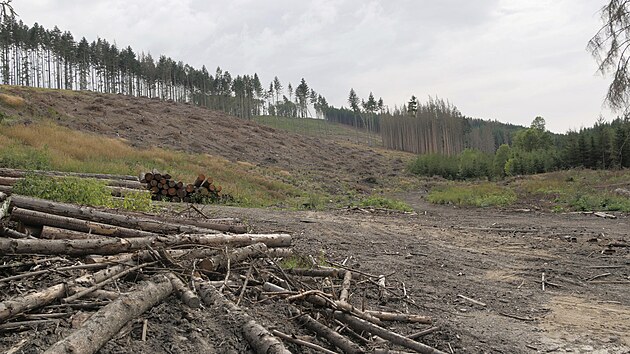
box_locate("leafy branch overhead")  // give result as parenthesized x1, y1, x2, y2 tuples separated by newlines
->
(589, 0, 630, 111)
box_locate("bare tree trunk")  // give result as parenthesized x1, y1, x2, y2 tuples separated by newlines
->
(197, 282, 291, 354)
(44, 276, 173, 354)
(0, 233, 291, 256)
(11, 195, 223, 235)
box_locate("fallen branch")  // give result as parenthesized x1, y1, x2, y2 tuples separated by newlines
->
(333, 311, 447, 354)
(293, 310, 364, 354)
(63, 262, 156, 303)
(197, 282, 291, 354)
(44, 275, 173, 354)
(199, 243, 267, 272)
(164, 272, 200, 308)
(339, 269, 353, 303)
(499, 312, 535, 322)
(457, 294, 487, 307)
(364, 310, 432, 324)
(271, 329, 338, 354)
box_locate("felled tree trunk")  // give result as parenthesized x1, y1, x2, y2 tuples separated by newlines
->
(0, 233, 291, 256)
(44, 275, 173, 354)
(10, 195, 222, 235)
(11, 207, 158, 238)
(199, 243, 267, 272)
(197, 282, 291, 354)
(0, 167, 139, 181)
(332, 311, 446, 354)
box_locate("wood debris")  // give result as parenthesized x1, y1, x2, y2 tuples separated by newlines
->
(0, 193, 445, 353)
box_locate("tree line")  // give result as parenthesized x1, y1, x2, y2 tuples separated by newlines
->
(324, 93, 520, 154)
(0, 17, 328, 119)
(409, 116, 630, 180)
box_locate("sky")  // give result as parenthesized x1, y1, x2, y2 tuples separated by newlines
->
(14, 0, 615, 133)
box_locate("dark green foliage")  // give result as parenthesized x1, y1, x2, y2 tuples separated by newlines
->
(408, 153, 459, 179)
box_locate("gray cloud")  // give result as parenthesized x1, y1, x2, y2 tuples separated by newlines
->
(16, 0, 610, 132)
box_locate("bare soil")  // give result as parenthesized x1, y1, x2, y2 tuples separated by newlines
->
(1, 87, 628, 353)
(194, 193, 629, 354)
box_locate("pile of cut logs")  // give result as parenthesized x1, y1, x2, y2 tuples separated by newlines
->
(0, 193, 444, 353)
(141, 172, 222, 203)
(0, 167, 146, 198)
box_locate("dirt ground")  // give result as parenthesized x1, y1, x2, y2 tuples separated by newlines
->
(211, 193, 630, 353)
(3, 197, 628, 354)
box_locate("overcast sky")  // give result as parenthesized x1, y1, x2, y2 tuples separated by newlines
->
(15, 0, 613, 132)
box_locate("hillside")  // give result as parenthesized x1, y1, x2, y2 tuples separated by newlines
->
(0, 85, 410, 197)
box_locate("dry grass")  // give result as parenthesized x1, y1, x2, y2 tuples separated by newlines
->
(0, 93, 25, 108)
(0, 121, 304, 207)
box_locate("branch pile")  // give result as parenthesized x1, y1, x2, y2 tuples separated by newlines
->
(0, 194, 444, 353)
(141, 172, 224, 203)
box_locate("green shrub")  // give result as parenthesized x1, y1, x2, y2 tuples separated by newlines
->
(408, 153, 459, 179)
(13, 175, 153, 211)
(428, 184, 516, 207)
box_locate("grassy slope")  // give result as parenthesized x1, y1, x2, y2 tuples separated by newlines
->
(0, 120, 301, 207)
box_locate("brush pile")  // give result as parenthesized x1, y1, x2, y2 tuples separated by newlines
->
(141, 172, 223, 203)
(0, 193, 443, 353)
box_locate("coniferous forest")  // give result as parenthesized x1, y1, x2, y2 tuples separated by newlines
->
(1, 16, 629, 181)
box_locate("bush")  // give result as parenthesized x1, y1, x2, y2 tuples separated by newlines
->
(408, 153, 459, 179)
(13, 175, 153, 211)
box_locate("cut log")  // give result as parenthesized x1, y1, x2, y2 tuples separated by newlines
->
(0, 226, 28, 239)
(0, 233, 291, 256)
(199, 243, 267, 272)
(0, 191, 7, 202)
(333, 311, 447, 354)
(339, 270, 353, 303)
(10, 195, 222, 235)
(165, 272, 200, 308)
(11, 207, 159, 238)
(0, 185, 12, 194)
(144, 172, 154, 182)
(0, 168, 138, 181)
(194, 174, 205, 187)
(0, 262, 136, 323)
(0, 284, 66, 323)
(39, 226, 105, 240)
(0, 176, 20, 186)
(44, 276, 173, 354)
(197, 282, 291, 354)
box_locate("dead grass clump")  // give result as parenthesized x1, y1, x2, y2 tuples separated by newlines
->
(0, 93, 25, 108)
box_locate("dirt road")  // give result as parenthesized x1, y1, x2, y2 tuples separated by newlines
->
(206, 194, 630, 353)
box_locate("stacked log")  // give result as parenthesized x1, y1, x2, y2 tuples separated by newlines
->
(0, 194, 444, 353)
(141, 172, 222, 203)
